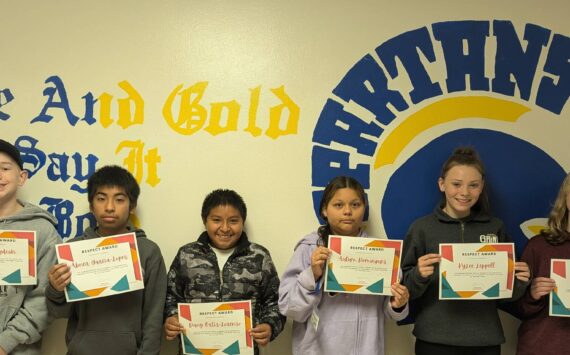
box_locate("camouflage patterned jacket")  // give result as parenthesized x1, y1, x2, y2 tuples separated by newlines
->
(165, 231, 284, 343)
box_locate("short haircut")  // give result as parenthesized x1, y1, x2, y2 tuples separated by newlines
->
(201, 189, 247, 223)
(87, 165, 140, 206)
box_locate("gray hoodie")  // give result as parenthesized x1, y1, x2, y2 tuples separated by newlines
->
(0, 201, 60, 355)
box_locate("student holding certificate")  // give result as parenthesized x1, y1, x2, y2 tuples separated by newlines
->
(401, 147, 531, 355)
(0, 139, 60, 355)
(279, 176, 409, 355)
(163, 189, 284, 354)
(514, 173, 570, 355)
(45, 165, 167, 355)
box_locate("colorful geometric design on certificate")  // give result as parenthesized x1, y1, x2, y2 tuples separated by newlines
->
(365, 239, 402, 284)
(325, 263, 365, 292)
(440, 271, 479, 298)
(328, 236, 342, 254)
(182, 334, 215, 354)
(66, 282, 108, 300)
(179, 304, 192, 322)
(477, 244, 515, 290)
(1, 230, 36, 277)
(552, 260, 566, 278)
(66, 283, 90, 300)
(28, 242, 35, 277)
(57, 244, 74, 262)
(83, 287, 108, 297)
(482, 283, 500, 298)
(325, 263, 343, 291)
(213, 301, 253, 348)
(551, 289, 570, 316)
(111, 275, 130, 292)
(441, 270, 490, 299)
(214, 301, 251, 318)
(366, 278, 384, 293)
(2, 269, 21, 284)
(441, 271, 460, 298)
(440, 245, 454, 262)
(96, 233, 142, 281)
(222, 340, 240, 354)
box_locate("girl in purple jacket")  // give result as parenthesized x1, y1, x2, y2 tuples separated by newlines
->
(278, 176, 409, 355)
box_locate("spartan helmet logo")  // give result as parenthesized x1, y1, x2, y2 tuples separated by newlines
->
(381, 129, 565, 257)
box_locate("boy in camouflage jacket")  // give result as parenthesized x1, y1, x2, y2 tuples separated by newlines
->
(164, 189, 284, 354)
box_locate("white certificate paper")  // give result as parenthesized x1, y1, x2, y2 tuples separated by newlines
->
(324, 235, 402, 295)
(439, 243, 515, 300)
(56, 232, 144, 302)
(0, 230, 36, 285)
(178, 300, 253, 355)
(550, 259, 570, 317)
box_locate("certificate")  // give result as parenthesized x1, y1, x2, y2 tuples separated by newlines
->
(324, 235, 402, 295)
(549, 259, 570, 317)
(439, 243, 515, 300)
(178, 300, 253, 355)
(56, 232, 144, 302)
(0, 230, 36, 285)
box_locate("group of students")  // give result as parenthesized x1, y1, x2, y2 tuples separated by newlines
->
(0, 137, 568, 355)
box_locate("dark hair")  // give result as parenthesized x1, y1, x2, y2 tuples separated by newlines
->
(541, 172, 570, 245)
(440, 147, 489, 214)
(87, 165, 140, 207)
(201, 189, 247, 223)
(317, 176, 366, 246)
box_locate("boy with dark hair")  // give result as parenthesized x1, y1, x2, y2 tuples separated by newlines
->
(45, 165, 167, 355)
(0, 139, 60, 355)
(164, 189, 284, 354)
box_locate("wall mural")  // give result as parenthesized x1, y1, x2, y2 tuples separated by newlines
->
(1, 77, 299, 239)
(311, 20, 569, 256)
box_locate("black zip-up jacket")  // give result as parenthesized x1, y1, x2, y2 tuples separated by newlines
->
(401, 205, 529, 346)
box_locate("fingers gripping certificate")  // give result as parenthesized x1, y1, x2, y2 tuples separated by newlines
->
(324, 235, 402, 295)
(56, 232, 144, 302)
(550, 259, 570, 317)
(0, 230, 36, 285)
(439, 243, 515, 300)
(178, 301, 253, 355)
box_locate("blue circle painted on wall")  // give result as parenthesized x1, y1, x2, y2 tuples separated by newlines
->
(381, 128, 565, 256)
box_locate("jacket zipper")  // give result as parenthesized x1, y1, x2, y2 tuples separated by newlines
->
(219, 268, 223, 301)
(460, 222, 465, 243)
(217, 251, 236, 301)
(210, 249, 224, 302)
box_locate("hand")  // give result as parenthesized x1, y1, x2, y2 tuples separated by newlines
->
(529, 277, 556, 301)
(164, 315, 184, 341)
(0, 345, 6, 355)
(48, 263, 71, 292)
(417, 254, 441, 278)
(250, 323, 272, 346)
(390, 283, 409, 309)
(311, 246, 331, 280)
(515, 262, 531, 283)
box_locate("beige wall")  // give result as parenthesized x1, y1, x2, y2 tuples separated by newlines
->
(3, 1, 569, 354)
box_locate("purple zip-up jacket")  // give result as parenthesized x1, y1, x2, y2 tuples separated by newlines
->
(278, 231, 408, 355)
